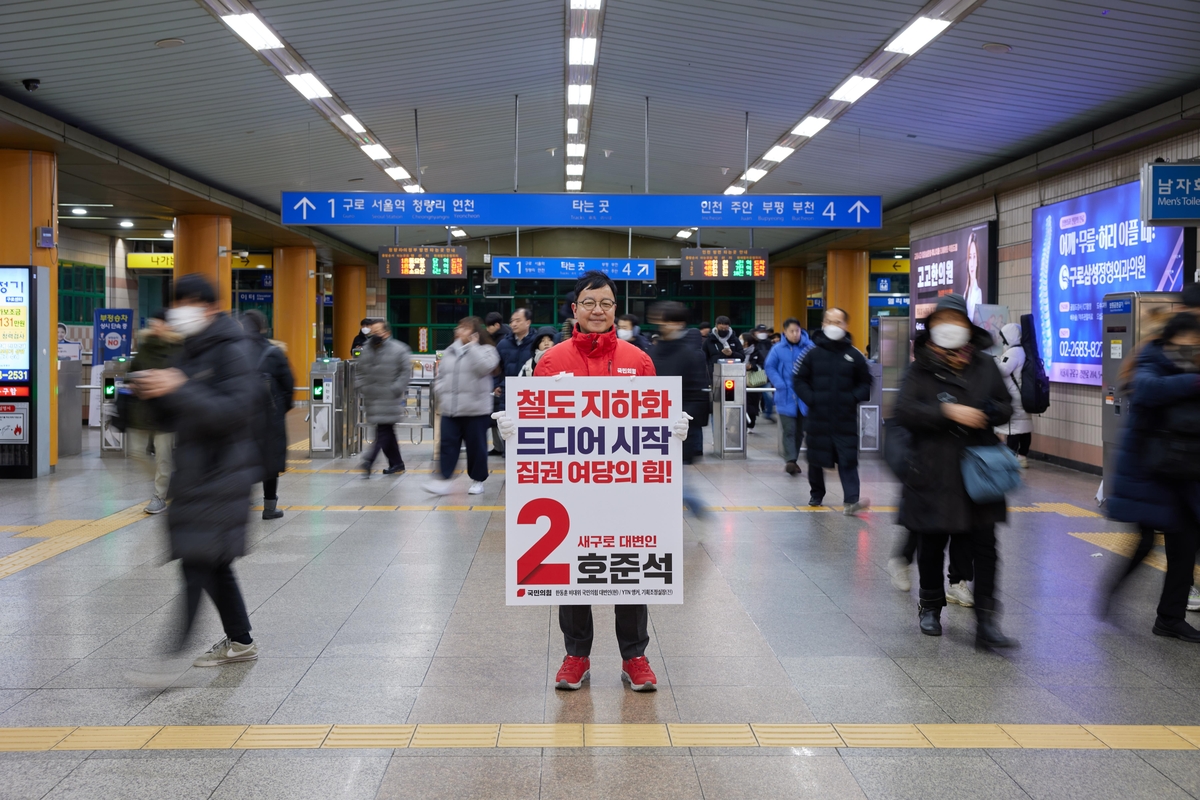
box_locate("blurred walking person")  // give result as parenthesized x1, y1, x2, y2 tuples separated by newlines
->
(241, 310, 294, 520)
(126, 309, 182, 515)
(994, 323, 1033, 468)
(356, 319, 412, 478)
(649, 302, 709, 466)
(426, 317, 500, 496)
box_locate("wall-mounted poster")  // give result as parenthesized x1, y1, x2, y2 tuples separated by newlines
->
(909, 222, 996, 338)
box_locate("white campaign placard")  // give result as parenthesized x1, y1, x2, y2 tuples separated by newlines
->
(505, 376, 683, 606)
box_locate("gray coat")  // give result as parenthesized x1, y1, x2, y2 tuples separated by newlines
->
(435, 340, 500, 418)
(354, 337, 413, 424)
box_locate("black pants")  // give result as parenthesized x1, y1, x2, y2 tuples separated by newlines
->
(364, 424, 404, 470)
(560, 604, 649, 659)
(746, 391, 760, 429)
(809, 462, 861, 505)
(439, 414, 490, 481)
(1159, 527, 1200, 623)
(897, 529, 973, 584)
(917, 526, 997, 612)
(490, 395, 505, 454)
(1006, 433, 1031, 456)
(176, 560, 251, 650)
(1103, 524, 1156, 603)
(263, 475, 278, 501)
(684, 420, 704, 463)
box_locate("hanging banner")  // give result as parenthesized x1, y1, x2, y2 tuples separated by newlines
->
(505, 376, 683, 606)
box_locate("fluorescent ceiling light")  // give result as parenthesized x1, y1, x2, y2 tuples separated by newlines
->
(403, 184, 424, 193)
(566, 118, 579, 134)
(285, 73, 332, 99)
(762, 145, 794, 162)
(565, 164, 584, 175)
(569, 37, 597, 65)
(570, 0, 602, 8)
(71, 207, 87, 215)
(792, 116, 831, 137)
(830, 75, 878, 103)
(567, 84, 592, 105)
(675, 229, 694, 239)
(724, 186, 746, 196)
(566, 180, 582, 191)
(341, 114, 366, 133)
(885, 17, 951, 55)
(450, 228, 467, 239)
(163, 231, 174, 239)
(566, 143, 586, 157)
(119, 220, 134, 228)
(361, 144, 390, 160)
(384, 166, 410, 180)
(221, 13, 282, 50)
(742, 168, 768, 182)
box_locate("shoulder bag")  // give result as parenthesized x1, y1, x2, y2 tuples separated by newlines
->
(961, 444, 1022, 504)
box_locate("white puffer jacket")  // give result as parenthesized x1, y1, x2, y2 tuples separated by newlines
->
(434, 339, 500, 418)
(994, 322, 1033, 435)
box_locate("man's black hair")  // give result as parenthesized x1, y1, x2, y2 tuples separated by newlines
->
(617, 313, 639, 325)
(360, 317, 371, 326)
(698, 320, 712, 330)
(825, 307, 850, 323)
(484, 312, 504, 327)
(242, 309, 268, 335)
(651, 301, 688, 324)
(513, 307, 532, 321)
(782, 317, 802, 329)
(573, 270, 617, 298)
(1163, 311, 1200, 341)
(173, 273, 216, 305)
(715, 315, 731, 326)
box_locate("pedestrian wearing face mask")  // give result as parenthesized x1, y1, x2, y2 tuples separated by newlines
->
(351, 318, 372, 351)
(519, 326, 559, 376)
(753, 325, 776, 421)
(894, 294, 1017, 648)
(617, 314, 651, 353)
(355, 319, 413, 478)
(704, 316, 744, 366)
(793, 308, 872, 514)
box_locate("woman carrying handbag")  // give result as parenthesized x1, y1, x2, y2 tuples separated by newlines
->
(894, 294, 1018, 649)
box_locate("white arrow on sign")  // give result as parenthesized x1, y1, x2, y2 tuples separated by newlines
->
(849, 200, 870, 223)
(495, 262, 510, 275)
(293, 197, 315, 220)
(637, 264, 650, 276)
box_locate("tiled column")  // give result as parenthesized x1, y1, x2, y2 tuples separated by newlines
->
(174, 215, 232, 311)
(333, 264, 367, 360)
(826, 250, 870, 349)
(273, 247, 317, 403)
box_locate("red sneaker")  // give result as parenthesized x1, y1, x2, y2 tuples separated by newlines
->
(621, 656, 658, 692)
(554, 655, 590, 690)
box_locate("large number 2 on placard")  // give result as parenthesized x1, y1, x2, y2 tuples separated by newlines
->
(516, 498, 570, 585)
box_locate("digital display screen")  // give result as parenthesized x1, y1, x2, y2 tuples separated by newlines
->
(909, 223, 993, 338)
(1032, 181, 1186, 386)
(0, 268, 30, 380)
(680, 248, 769, 281)
(0, 369, 29, 382)
(380, 246, 467, 278)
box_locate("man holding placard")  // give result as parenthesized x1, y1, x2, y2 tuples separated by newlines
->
(492, 271, 690, 693)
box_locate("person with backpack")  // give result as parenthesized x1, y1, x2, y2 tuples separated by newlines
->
(241, 310, 294, 520)
(994, 323, 1033, 468)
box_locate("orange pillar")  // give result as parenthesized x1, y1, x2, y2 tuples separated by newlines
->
(174, 215, 232, 311)
(332, 264, 367, 360)
(773, 267, 808, 330)
(273, 247, 317, 402)
(0, 150, 58, 472)
(826, 250, 870, 350)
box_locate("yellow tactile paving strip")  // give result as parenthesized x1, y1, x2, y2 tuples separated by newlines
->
(0, 723, 1197, 752)
(0, 505, 145, 580)
(1068, 531, 1200, 578)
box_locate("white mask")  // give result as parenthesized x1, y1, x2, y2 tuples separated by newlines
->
(930, 323, 971, 349)
(822, 325, 846, 341)
(361, 327, 371, 335)
(166, 305, 209, 337)
(755, 332, 768, 340)
(617, 329, 633, 341)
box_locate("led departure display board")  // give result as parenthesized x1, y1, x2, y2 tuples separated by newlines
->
(0, 267, 30, 382)
(379, 246, 467, 278)
(680, 248, 769, 281)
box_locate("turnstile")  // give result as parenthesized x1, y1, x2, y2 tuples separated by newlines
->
(712, 360, 746, 459)
(58, 359, 83, 457)
(309, 358, 345, 458)
(1102, 291, 1182, 490)
(343, 353, 437, 459)
(101, 357, 130, 456)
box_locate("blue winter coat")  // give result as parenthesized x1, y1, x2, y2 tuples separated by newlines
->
(1107, 341, 1200, 532)
(764, 332, 814, 417)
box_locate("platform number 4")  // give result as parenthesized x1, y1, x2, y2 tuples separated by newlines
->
(516, 498, 571, 585)
(823, 202, 836, 221)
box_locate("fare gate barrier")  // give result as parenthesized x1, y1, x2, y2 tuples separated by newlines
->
(344, 354, 437, 460)
(100, 357, 130, 456)
(309, 358, 345, 459)
(712, 360, 746, 459)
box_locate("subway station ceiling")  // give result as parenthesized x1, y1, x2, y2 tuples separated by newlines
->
(1, 0, 1199, 259)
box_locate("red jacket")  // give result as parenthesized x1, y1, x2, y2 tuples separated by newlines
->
(534, 326, 656, 377)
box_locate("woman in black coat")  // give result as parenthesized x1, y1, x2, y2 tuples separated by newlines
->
(242, 310, 295, 520)
(649, 303, 710, 464)
(894, 294, 1016, 648)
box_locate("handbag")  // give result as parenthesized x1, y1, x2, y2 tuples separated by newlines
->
(747, 368, 768, 388)
(960, 445, 1022, 504)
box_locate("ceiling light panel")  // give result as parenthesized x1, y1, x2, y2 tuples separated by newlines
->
(199, 0, 422, 194)
(566, 180, 583, 191)
(722, 0, 985, 196)
(361, 144, 390, 160)
(565, 164, 584, 175)
(564, 0, 607, 192)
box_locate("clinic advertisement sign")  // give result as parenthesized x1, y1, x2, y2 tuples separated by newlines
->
(505, 377, 683, 606)
(909, 222, 995, 338)
(1032, 181, 1186, 386)
(93, 309, 133, 364)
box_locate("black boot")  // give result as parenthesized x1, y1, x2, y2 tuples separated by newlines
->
(262, 498, 284, 520)
(919, 606, 942, 636)
(975, 609, 1018, 649)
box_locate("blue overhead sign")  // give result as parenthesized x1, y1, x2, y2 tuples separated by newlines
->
(280, 192, 882, 229)
(1141, 163, 1200, 223)
(491, 257, 655, 281)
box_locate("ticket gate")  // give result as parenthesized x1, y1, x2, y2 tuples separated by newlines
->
(342, 354, 436, 459)
(712, 360, 746, 459)
(309, 358, 345, 459)
(100, 357, 130, 456)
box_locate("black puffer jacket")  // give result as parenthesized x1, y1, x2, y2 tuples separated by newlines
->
(793, 330, 872, 469)
(651, 328, 710, 427)
(894, 326, 1012, 534)
(159, 313, 257, 565)
(244, 332, 295, 478)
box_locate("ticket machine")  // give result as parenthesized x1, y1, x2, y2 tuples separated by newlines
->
(309, 358, 344, 459)
(711, 360, 746, 459)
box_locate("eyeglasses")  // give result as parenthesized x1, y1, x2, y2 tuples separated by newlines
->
(577, 299, 616, 311)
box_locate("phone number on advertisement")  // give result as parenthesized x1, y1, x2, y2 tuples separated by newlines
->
(1058, 340, 1103, 359)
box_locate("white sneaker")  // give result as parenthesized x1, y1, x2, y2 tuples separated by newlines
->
(422, 478, 455, 496)
(467, 481, 485, 495)
(1188, 586, 1200, 612)
(1017, 455, 1029, 469)
(843, 499, 871, 516)
(946, 581, 975, 608)
(192, 637, 258, 667)
(887, 557, 912, 592)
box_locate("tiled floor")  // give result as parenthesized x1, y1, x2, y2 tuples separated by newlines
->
(0, 415, 1199, 798)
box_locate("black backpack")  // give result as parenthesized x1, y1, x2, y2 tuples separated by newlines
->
(1017, 314, 1051, 414)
